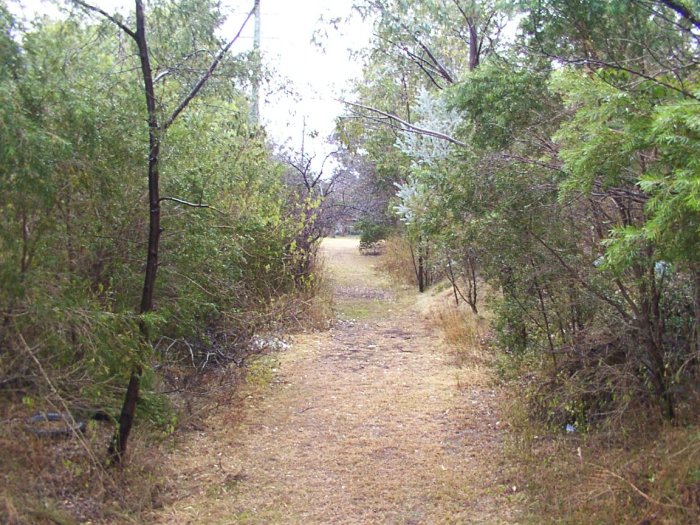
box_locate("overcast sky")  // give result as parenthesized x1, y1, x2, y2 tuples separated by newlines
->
(9, 0, 372, 167)
(240, 1, 370, 156)
(219, 0, 371, 161)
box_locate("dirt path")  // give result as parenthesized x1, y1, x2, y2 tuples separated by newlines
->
(152, 238, 520, 524)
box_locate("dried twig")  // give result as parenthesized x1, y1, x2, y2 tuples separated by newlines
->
(587, 461, 688, 510)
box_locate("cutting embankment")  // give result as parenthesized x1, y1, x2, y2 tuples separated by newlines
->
(152, 237, 520, 524)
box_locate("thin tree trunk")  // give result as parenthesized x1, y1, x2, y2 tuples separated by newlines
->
(408, 240, 420, 291)
(72, 0, 256, 462)
(109, 0, 159, 463)
(636, 262, 674, 420)
(531, 266, 556, 368)
(418, 236, 425, 293)
(694, 268, 700, 356)
(466, 249, 478, 314)
(445, 252, 460, 305)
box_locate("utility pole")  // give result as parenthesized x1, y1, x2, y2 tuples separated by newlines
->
(251, 0, 261, 124)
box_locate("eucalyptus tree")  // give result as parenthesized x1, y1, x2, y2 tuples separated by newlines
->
(344, 0, 506, 137)
(339, 1, 505, 291)
(72, 0, 257, 461)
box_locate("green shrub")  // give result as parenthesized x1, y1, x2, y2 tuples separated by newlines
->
(357, 219, 390, 254)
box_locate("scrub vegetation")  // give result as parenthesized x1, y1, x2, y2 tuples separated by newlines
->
(1, 0, 699, 523)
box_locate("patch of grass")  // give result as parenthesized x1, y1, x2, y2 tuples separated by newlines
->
(27, 502, 78, 525)
(232, 508, 287, 523)
(430, 297, 491, 368)
(336, 298, 396, 320)
(321, 237, 386, 289)
(245, 355, 280, 387)
(377, 235, 417, 286)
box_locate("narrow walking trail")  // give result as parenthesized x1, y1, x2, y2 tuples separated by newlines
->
(152, 238, 520, 524)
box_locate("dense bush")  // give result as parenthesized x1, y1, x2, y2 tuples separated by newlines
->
(357, 219, 390, 254)
(340, 0, 700, 427)
(0, 2, 318, 436)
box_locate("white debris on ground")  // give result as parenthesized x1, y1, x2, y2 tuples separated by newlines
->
(249, 335, 291, 353)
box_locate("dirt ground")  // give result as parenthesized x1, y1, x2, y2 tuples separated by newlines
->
(150, 237, 521, 524)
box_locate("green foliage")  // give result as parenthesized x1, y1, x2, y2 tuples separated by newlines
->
(357, 219, 390, 252)
(639, 100, 700, 266)
(450, 61, 553, 150)
(551, 68, 654, 196)
(0, 0, 315, 431)
(345, 0, 700, 429)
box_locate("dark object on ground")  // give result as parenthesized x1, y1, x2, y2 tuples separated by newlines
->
(26, 412, 87, 437)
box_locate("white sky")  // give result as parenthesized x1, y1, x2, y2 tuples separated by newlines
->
(8, 0, 372, 167)
(222, 0, 370, 162)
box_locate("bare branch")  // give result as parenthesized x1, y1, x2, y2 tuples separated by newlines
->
(657, 0, 700, 30)
(632, 0, 700, 42)
(72, 0, 136, 39)
(588, 462, 689, 510)
(495, 152, 563, 172)
(312, 151, 336, 189)
(163, 4, 256, 130)
(586, 57, 700, 101)
(450, 0, 472, 25)
(535, 48, 700, 101)
(418, 43, 455, 83)
(158, 196, 223, 215)
(529, 231, 633, 322)
(340, 100, 467, 147)
(153, 69, 172, 83)
(373, 33, 447, 89)
(370, 1, 455, 84)
(158, 196, 209, 208)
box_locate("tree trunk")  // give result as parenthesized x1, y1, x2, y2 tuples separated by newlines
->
(109, 0, 160, 463)
(72, 0, 256, 463)
(695, 268, 700, 355)
(636, 262, 674, 420)
(417, 236, 425, 293)
(465, 248, 478, 314)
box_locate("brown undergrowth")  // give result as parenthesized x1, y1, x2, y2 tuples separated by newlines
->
(0, 400, 169, 524)
(0, 262, 334, 525)
(414, 275, 700, 524)
(378, 234, 417, 287)
(506, 396, 700, 524)
(498, 337, 700, 523)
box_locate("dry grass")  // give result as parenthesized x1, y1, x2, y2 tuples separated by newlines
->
(503, 375, 700, 524)
(377, 234, 417, 287)
(149, 237, 522, 524)
(425, 278, 697, 523)
(433, 301, 487, 355)
(490, 292, 700, 524)
(0, 244, 336, 525)
(412, 279, 497, 390)
(320, 236, 408, 321)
